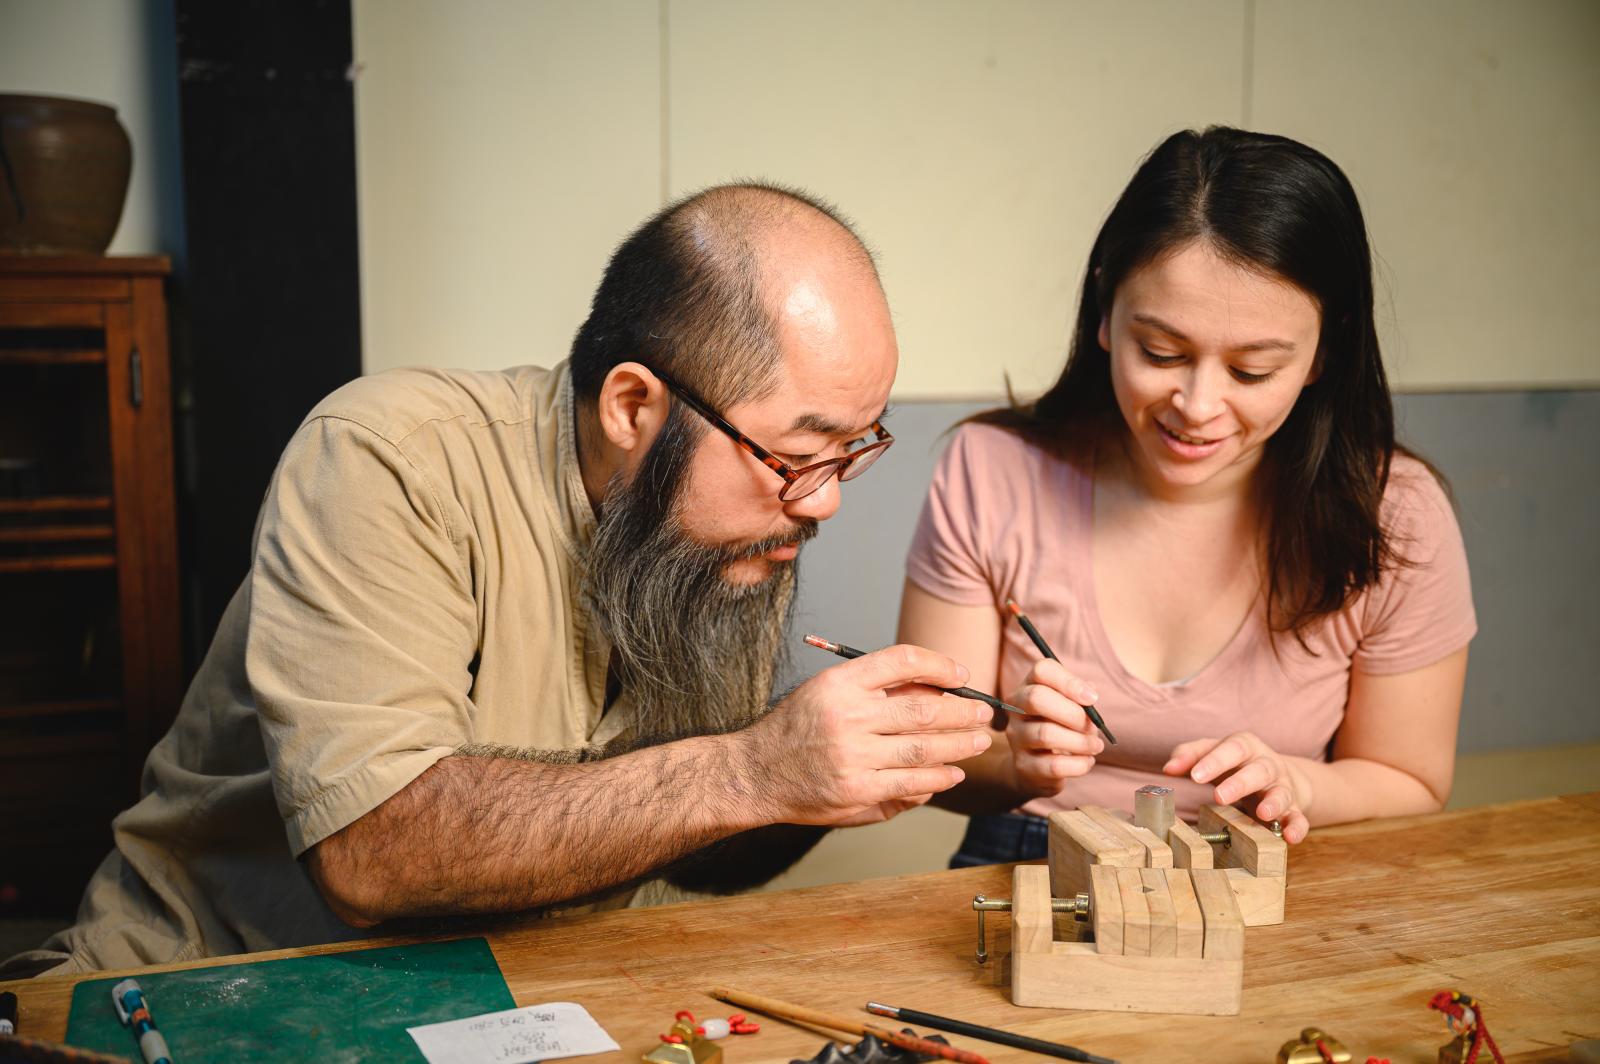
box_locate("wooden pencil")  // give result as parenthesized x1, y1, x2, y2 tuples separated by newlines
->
(708, 987, 991, 1064)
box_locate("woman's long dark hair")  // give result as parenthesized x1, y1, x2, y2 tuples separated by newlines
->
(974, 126, 1436, 641)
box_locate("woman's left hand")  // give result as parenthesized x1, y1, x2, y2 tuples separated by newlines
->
(1163, 731, 1312, 843)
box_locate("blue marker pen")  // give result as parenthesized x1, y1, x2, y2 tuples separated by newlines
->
(111, 979, 173, 1064)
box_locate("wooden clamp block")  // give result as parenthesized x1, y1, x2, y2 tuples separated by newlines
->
(1083, 805, 1173, 867)
(1198, 803, 1287, 926)
(1165, 868, 1205, 959)
(1139, 867, 1178, 956)
(1188, 867, 1245, 961)
(1115, 865, 1151, 956)
(1047, 809, 1142, 900)
(1011, 845, 1244, 1014)
(1199, 803, 1287, 876)
(1011, 863, 1055, 957)
(1168, 820, 1213, 869)
(1089, 865, 1123, 956)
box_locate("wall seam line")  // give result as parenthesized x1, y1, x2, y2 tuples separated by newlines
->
(660, 0, 671, 205)
(1242, 0, 1256, 128)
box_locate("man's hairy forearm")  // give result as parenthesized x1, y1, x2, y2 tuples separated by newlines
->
(310, 733, 767, 924)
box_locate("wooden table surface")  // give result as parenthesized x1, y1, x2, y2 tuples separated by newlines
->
(6, 794, 1599, 1062)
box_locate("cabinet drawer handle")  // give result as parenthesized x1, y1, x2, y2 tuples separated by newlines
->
(129, 345, 143, 408)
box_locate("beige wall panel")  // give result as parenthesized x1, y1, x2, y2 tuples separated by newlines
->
(0, 0, 181, 256)
(669, 1, 1245, 399)
(1252, 1, 1600, 389)
(354, 0, 662, 375)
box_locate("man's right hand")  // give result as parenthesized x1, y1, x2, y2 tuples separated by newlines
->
(736, 644, 994, 826)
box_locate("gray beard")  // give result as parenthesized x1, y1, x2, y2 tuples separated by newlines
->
(576, 410, 811, 749)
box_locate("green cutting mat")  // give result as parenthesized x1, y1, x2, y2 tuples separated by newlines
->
(64, 937, 515, 1062)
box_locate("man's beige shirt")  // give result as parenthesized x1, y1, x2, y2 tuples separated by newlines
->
(13, 362, 641, 975)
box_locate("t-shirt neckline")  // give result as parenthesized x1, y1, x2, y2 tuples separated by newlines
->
(1070, 443, 1266, 701)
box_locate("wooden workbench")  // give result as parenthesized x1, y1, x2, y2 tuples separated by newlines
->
(5, 794, 1598, 1061)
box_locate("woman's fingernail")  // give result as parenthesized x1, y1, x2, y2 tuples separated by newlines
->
(957, 664, 971, 683)
(1084, 688, 1101, 705)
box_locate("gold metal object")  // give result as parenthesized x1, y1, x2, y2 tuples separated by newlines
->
(643, 1019, 722, 1064)
(971, 892, 1088, 963)
(1437, 1032, 1476, 1064)
(1276, 1028, 1352, 1064)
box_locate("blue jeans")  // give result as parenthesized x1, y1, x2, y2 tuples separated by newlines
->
(949, 812, 1051, 868)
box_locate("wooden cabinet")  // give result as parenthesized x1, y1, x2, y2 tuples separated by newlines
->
(0, 256, 181, 917)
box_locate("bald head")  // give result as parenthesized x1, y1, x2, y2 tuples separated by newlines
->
(570, 182, 883, 411)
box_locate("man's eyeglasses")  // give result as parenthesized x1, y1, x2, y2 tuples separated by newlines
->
(651, 367, 893, 502)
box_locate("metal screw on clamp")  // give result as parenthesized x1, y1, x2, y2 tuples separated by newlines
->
(1200, 820, 1285, 846)
(971, 892, 1089, 964)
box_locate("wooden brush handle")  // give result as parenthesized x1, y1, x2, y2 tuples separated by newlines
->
(708, 987, 990, 1064)
(864, 1022, 991, 1064)
(710, 986, 867, 1036)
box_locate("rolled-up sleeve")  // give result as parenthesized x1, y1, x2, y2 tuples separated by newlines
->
(245, 415, 480, 856)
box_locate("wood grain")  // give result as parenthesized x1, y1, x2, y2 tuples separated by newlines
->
(1190, 868, 1245, 962)
(1047, 809, 1142, 900)
(1226, 866, 1287, 926)
(1089, 864, 1124, 957)
(1114, 866, 1151, 957)
(1009, 865, 1052, 956)
(1139, 867, 1178, 957)
(1015, 946, 1244, 1016)
(4, 796, 1600, 1062)
(1165, 869, 1205, 959)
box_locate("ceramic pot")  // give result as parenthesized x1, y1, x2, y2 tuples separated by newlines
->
(0, 94, 133, 255)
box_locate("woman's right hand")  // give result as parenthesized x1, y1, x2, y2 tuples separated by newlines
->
(1004, 659, 1106, 797)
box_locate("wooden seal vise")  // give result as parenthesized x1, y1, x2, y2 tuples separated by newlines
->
(974, 785, 1289, 1016)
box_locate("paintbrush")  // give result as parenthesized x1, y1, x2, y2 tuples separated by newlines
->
(709, 987, 991, 1064)
(866, 1002, 1117, 1064)
(1004, 598, 1117, 744)
(804, 635, 1025, 717)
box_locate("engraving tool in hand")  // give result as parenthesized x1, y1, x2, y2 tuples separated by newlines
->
(1004, 598, 1117, 744)
(803, 635, 1025, 717)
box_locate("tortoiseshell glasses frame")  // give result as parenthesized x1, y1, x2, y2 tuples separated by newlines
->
(650, 367, 894, 502)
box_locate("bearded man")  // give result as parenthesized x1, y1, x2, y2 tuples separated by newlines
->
(3, 184, 993, 977)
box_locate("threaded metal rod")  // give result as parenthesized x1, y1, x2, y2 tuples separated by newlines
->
(971, 892, 1088, 964)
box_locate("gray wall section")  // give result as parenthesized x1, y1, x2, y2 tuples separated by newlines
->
(785, 391, 1600, 755)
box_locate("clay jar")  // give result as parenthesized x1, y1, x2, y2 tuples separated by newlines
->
(0, 94, 133, 256)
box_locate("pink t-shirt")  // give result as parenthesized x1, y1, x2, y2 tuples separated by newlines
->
(906, 423, 1477, 822)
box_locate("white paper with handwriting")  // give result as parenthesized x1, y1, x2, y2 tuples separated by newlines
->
(407, 1001, 621, 1064)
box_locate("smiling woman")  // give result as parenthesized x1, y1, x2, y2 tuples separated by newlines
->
(897, 126, 1476, 866)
